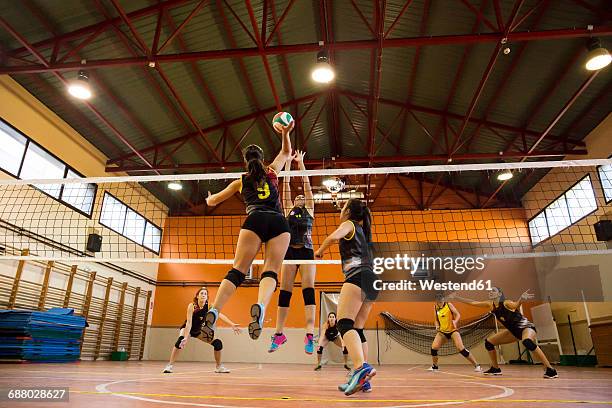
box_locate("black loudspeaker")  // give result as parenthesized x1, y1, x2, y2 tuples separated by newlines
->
(594, 220, 612, 241)
(86, 233, 102, 252)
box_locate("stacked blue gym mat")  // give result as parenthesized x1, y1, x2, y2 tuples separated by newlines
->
(0, 308, 87, 362)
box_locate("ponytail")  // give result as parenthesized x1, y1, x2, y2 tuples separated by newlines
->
(347, 199, 372, 244)
(244, 144, 266, 185)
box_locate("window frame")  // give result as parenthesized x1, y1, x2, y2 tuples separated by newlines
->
(0, 117, 97, 218)
(596, 155, 612, 205)
(99, 191, 162, 254)
(528, 174, 598, 247)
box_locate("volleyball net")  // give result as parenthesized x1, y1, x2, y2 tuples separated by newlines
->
(0, 159, 611, 278)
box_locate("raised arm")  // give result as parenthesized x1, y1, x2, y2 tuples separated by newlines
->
(314, 221, 354, 259)
(295, 150, 314, 214)
(269, 120, 294, 173)
(504, 289, 534, 310)
(282, 158, 293, 216)
(206, 179, 241, 207)
(448, 293, 492, 308)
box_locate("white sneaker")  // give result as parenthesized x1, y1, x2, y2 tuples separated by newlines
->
(163, 364, 173, 373)
(214, 365, 230, 373)
(474, 365, 482, 372)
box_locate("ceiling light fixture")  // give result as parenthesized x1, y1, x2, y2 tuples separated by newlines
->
(585, 38, 611, 71)
(497, 170, 513, 181)
(311, 50, 335, 83)
(67, 70, 92, 100)
(168, 181, 183, 191)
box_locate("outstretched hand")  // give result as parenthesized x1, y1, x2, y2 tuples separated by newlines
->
(520, 290, 534, 300)
(205, 191, 215, 207)
(293, 150, 306, 164)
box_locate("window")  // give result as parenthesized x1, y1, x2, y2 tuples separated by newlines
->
(0, 121, 27, 176)
(0, 118, 97, 217)
(99, 192, 162, 253)
(598, 163, 612, 204)
(528, 175, 598, 245)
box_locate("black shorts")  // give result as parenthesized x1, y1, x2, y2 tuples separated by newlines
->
(325, 333, 339, 342)
(506, 324, 536, 340)
(439, 331, 457, 340)
(242, 211, 290, 243)
(344, 268, 379, 302)
(284, 246, 314, 261)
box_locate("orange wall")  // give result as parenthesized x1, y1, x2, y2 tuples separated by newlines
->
(152, 207, 530, 329)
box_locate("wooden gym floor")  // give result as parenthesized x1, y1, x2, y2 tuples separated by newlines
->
(1, 361, 611, 407)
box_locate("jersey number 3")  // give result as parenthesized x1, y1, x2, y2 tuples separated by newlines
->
(257, 183, 270, 199)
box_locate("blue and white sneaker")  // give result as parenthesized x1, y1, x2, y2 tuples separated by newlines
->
(343, 362, 376, 396)
(201, 308, 218, 343)
(361, 381, 372, 393)
(249, 303, 265, 340)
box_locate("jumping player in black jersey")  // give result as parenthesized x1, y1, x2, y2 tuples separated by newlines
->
(314, 312, 350, 371)
(315, 199, 377, 396)
(162, 287, 241, 374)
(202, 118, 294, 342)
(451, 287, 558, 379)
(269, 150, 317, 354)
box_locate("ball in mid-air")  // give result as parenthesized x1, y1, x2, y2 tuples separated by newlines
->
(272, 112, 294, 133)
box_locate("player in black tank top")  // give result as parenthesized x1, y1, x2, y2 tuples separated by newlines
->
(162, 287, 241, 374)
(270, 150, 318, 355)
(315, 199, 377, 395)
(314, 312, 350, 371)
(451, 287, 558, 379)
(202, 117, 294, 346)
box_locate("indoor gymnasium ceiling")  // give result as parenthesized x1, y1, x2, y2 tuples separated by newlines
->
(0, 0, 611, 214)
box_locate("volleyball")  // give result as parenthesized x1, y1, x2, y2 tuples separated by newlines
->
(272, 111, 294, 133)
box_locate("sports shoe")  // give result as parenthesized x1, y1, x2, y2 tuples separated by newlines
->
(483, 367, 502, 376)
(163, 364, 173, 373)
(268, 333, 287, 352)
(314, 364, 322, 371)
(427, 365, 439, 371)
(361, 381, 372, 393)
(201, 308, 218, 343)
(474, 365, 483, 372)
(543, 367, 558, 379)
(304, 334, 314, 354)
(214, 365, 230, 373)
(343, 362, 376, 396)
(248, 303, 265, 340)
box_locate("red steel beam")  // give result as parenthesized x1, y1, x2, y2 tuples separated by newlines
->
(456, 0, 551, 154)
(109, 0, 151, 55)
(157, 0, 209, 54)
(5, 27, 612, 74)
(265, 0, 297, 47)
(107, 149, 588, 172)
(350, 0, 376, 37)
(384, 0, 415, 39)
(106, 92, 323, 165)
(460, 0, 498, 32)
(337, 89, 585, 146)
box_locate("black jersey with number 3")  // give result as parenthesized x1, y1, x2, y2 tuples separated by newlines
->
(241, 169, 283, 215)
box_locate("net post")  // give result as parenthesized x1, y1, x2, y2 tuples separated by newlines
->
(62, 265, 77, 308)
(127, 287, 141, 359)
(8, 248, 29, 309)
(139, 289, 152, 360)
(37, 261, 54, 310)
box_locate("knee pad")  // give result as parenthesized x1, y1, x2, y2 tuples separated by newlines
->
(174, 335, 185, 349)
(317, 346, 323, 355)
(302, 287, 316, 306)
(431, 348, 438, 356)
(522, 338, 537, 351)
(225, 268, 246, 288)
(343, 347, 348, 355)
(337, 318, 355, 337)
(355, 328, 367, 343)
(211, 339, 223, 351)
(261, 270, 278, 287)
(460, 348, 470, 357)
(278, 289, 292, 307)
(485, 339, 495, 351)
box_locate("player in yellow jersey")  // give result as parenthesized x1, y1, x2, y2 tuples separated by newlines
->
(429, 293, 481, 372)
